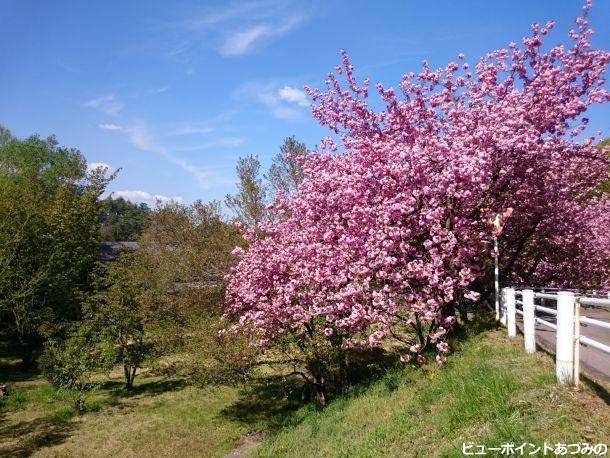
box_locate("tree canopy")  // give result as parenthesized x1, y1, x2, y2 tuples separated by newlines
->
(100, 197, 151, 241)
(0, 126, 111, 364)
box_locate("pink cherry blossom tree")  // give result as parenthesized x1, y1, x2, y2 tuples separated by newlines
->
(223, 1, 610, 402)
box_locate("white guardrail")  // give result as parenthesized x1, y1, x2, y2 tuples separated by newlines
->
(498, 287, 610, 385)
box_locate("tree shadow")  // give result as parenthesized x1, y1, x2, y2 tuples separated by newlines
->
(219, 313, 500, 435)
(99, 377, 188, 398)
(0, 411, 77, 457)
(220, 377, 306, 432)
(0, 377, 189, 456)
(0, 359, 39, 383)
(583, 376, 610, 406)
(91, 377, 189, 411)
(219, 347, 401, 434)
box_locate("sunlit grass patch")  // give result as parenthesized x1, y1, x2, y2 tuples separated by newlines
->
(257, 329, 610, 457)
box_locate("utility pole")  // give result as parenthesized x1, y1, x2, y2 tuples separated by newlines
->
(487, 208, 513, 322)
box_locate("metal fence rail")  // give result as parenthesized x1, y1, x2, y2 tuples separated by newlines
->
(499, 287, 610, 385)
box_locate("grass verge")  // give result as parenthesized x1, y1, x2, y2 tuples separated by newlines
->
(1, 324, 608, 457)
(257, 327, 610, 457)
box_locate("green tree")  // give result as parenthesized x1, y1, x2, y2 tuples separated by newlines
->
(100, 197, 151, 241)
(266, 136, 309, 196)
(0, 127, 111, 365)
(86, 256, 148, 389)
(0, 125, 12, 147)
(225, 154, 268, 227)
(40, 256, 148, 390)
(132, 201, 244, 381)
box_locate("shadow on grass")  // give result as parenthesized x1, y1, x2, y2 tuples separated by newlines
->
(220, 312, 500, 434)
(99, 377, 188, 399)
(0, 411, 77, 458)
(0, 359, 39, 383)
(80, 377, 190, 415)
(584, 376, 610, 406)
(220, 377, 309, 432)
(0, 376, 189, 457)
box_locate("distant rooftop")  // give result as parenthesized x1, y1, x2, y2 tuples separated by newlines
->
(99, 241, 138, 262)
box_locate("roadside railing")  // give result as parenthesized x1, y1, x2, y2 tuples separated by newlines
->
(498, 287, 610, 385)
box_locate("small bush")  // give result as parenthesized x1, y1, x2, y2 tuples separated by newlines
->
(38, 336, 97, 390)
(0, 387, 27, 410)
(49, 405, 74, 424)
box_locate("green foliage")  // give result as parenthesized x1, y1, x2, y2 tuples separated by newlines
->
(225, 154, 268, 227)
(225, 137, 309, 225)
(135, 201, 241, 325)
(266, 136, 309, 197)
(179, 314, 257, 386)
(0, 125, 12, 147)
(100, 197, 151, 241)
(86, 256, 150, 389)
(38, 333, 101, 390)
(0, 126, 112, 364)
(133, 201, 244, 379)
(39, 256, 149, 390)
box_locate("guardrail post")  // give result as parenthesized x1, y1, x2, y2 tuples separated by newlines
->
(500, 287, 508, 326)
(506, 287, 516, 337)
(573, 299, 580, 386)
(556, 291, 575, 384)
(522, 289, 535, 353)
(495, 287, 500, 321)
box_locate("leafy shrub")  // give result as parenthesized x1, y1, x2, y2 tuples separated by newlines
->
(38, 335, 99, 390)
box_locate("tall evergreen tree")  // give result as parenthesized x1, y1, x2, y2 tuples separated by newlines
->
(100, 197, 151, 241)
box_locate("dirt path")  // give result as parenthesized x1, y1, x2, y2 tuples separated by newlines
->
(225, 430, 265, 458)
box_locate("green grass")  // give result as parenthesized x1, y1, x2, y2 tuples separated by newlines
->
(0, 371, 251, 457)
(1, 324, 608, 457)
(257, 328, 610, 457)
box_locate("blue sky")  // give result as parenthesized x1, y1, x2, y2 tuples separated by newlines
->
(1, 0, 609, 207)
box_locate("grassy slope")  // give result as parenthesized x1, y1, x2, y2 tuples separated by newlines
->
(1, 326, 608, 457)
(257, 328, 610, 457)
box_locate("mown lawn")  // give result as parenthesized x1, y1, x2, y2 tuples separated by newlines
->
(0, 353, 301, 457)
(1, 324, 609, 457)
(0, 373, 247, 457)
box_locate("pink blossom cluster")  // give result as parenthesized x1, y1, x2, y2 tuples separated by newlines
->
(224, 2, 610, 363)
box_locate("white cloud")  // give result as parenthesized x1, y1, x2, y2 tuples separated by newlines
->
(234, 81, 308, 120)
(122, 123, 214, 188)
(180, 2, 266, 29)
(150, 86, 170, 94)
(220, 15, 302, 57)
(113, 189, 183, 206)
(87, 162, 113, 173)
(168, 1, 306, 58)
(278, 85, 308, 107)
(99, 123, 122, 131)
(220, 24, 272, 57)
(169, 124, 214, 136)
(86, 94, 124, 116)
